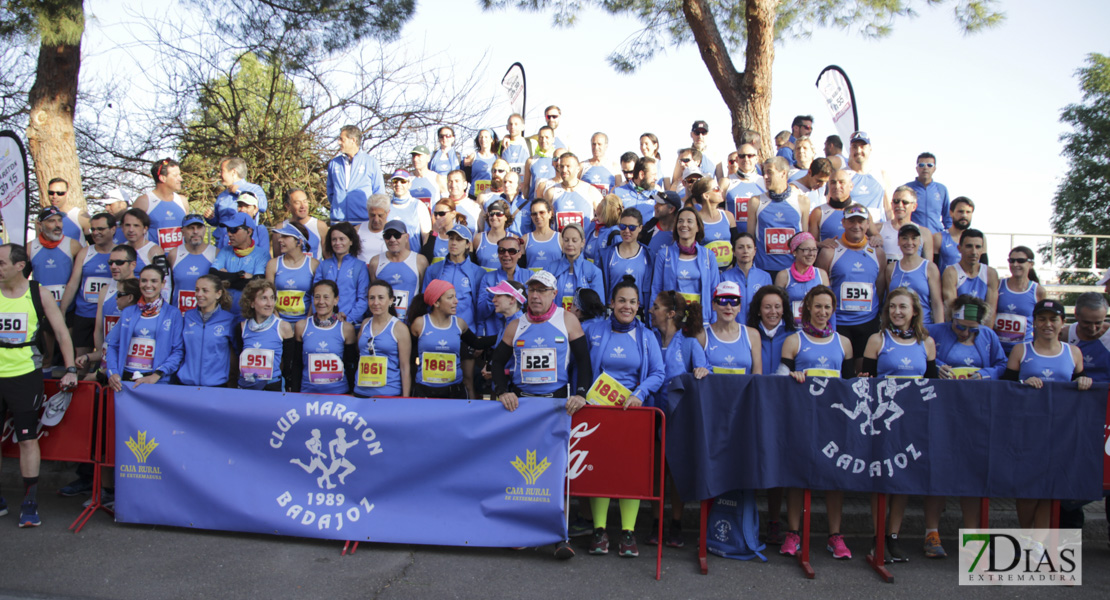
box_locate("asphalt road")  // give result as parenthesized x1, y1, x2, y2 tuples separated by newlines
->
(2, 465, 1108, 599)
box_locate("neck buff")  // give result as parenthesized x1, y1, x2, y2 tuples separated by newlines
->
(313, 313, 338, 328)
(233, 239, 256, 257)
(37, 233, 62, 250)
(678, 241, 698, 255)
(526, 301, 558, 324)
(890, 327, 916, 340)
(828, 198, 850, 209)
(803, 320, 833, 338)
(610, 314, 636, 333)
(790, 263, 816, 283)
(248, 313, 277, 332)
(840, 233, 867, 250)
(768, 188, 791, 202)
(138, 296, 163, 318)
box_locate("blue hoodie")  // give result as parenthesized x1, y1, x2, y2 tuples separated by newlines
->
(650, 242, 720, 324)
(105, 303, 185, 382)
(177, 307, 237, 386)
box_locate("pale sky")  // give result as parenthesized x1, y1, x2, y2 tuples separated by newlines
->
(79, 0, 1110, 275)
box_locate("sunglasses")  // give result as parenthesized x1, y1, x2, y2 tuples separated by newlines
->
(530, 211, 548, 217)
(953, 322, 980, 332)
(917, 162, 935, 168)
(1008, 257, 1030, 264)
(617, 223, 639, 231)
(545, 114, 559, 119)
(226, 226, 246, 234)
(714, 297, 740, 307)
(622, 170, 635, 176)
(439, 134, 454, 138)
(738, 153, 757, 159)
(680, 157, 692, 163)
(488, 211, 505, 218)
(891, 199, 914, 205)
(492, 168, 507, 174)
(383, 231, 404, 240)
(728, 159, 738, 164)
(434, 210, 450, 217)
(497, 247, 519, 255)
(48, 190, 67, 196)
(108, 259, 133, 266)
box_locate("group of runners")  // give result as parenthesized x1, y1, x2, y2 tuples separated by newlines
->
(1, 110, 1105, 566)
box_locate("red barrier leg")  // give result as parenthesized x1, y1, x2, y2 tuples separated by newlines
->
(1050, 499, 1060, 529)
(867, 494, 894, 583)
(979, 498, 989, 529)
(797, 489, 814, 578)
(699, 498, 711, 574)
(342, 541, 359, 555)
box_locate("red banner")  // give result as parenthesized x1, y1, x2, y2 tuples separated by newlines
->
(1, 380, 99, 463)
(568, 406, 659, 499)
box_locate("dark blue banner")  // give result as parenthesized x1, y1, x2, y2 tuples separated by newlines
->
(114, 386, 570, 547)
(665, 375, 1107, 502)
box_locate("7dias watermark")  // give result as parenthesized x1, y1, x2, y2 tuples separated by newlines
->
(959, 529, 1082, 586)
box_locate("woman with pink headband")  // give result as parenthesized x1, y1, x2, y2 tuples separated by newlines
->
(409, 279, 494, 398)
(773, 232, 830, 326)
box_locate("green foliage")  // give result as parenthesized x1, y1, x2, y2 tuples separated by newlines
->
(1048, 53, 1110, 280)
(0, 0, 84, 46)
(178, 53, 326, 225)
(482, 0, 1004, 72)
(185, 0, 416, 73)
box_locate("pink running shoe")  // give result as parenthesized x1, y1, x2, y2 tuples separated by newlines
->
(826, 534, 852, 559)
(780, 532, 800, 557)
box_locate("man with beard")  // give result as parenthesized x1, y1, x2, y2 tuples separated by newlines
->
(168, 214, 218, 313)
(793, 157, 833, 208)
(132, 158, 189, 252)
(613, 156, 659, 215)
(843, 132, 893, 224)
(28, 207, 83, 374)
(933, 196, 986, 275)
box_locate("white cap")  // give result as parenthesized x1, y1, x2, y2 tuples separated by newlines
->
(714, 281, 742, 298)
(527, 270, 557, 290)
(39, 390, 73, 427)
(682, 166, 703, 181)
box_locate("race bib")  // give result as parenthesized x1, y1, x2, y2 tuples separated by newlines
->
(764, 227, 795, 255)
(555, 211, 583, 231)
(705, 240, 733, 268)
(44, 284, 64, 304)
(520, 347, 557, 385)
(83, 277, 111, 303)
(392, 290, 410, 315)
(804, 368, 839, 378)
(679, 292, 700, 305)
(840, 282, 874, 312)
(422, 351, 456, 384)
(791, 300, 804, 325)
(357, 355, 387, 388)
(586, 372, 632, 407)
(734, 198, 750, 224)
(105, 316, 120, 337)
(0, 312, 28, 344)
(474, 180, 492, 196)
(712, 366, 747, 374)
(240, 347, 275, 381)
(561, 296, 574, 311)
(177, 290, 197, 312)
(157, 226, 183, 250)
(994, 313, 1027, 344)
(307, 353, 343, 385)
(126, 337, 156, 371)
(276, 289, 306, 317)
(951, 367, 981, 380)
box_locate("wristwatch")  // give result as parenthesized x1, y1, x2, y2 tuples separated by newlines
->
(65, 366, 77, 374)
(153, 370, 166, 379)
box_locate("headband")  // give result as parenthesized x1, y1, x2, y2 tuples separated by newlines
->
(789, 232, 816, 253)
(424, 279, 454, 308)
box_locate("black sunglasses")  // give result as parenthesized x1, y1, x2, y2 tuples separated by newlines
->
(383, 231, 405, 240)
(497, 247, 519, 255)
(488, 211, 505, 218)
(108, 259, 133, 266)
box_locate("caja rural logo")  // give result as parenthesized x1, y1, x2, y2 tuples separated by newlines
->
(120, 431, 162, 480)
(506, 449, 553, 503)
(271, 399, 382, 532)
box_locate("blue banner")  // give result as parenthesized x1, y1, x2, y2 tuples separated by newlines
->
(114, 386, 570, 547)
(665, 375, 1107, 502)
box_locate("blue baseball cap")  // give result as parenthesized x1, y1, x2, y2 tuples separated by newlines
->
(447, 223, 473, 242)
(224, 212, 256, 230)
(850, 131, 871, 145)
(274, 222, 306, 241)
(182, 214, 205, 227)
(37, 206, 64, 222)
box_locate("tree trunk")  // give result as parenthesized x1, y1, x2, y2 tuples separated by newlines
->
(682, 0, 776, 160)
(26, 0, 86, 213)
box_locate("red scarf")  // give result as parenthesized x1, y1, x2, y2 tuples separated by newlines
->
(233, 239, 256, 258)
(37, 233, 62, 250)
(526, 301, 558, 324)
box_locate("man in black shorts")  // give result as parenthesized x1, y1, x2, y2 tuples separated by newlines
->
(0, 244, 79, 527)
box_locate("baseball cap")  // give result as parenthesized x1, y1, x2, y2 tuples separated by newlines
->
(1033, 299, 1065, 318)
(275, 222, 306, 241)
(37, 206, 64, 222)
(236, 192, 259, 207)
(390, 169, 411, 182)
(654, 191, 682, 211)
(447, 223, 473, 242)
(897, 223, 922, 237)
(850, 131, 871, 145)
(105, 187, 131, 207)
(691, 120, 709, 134)
(714, 281, 741, 299)
(383, 219, 407, 235)
(182, 214, 206, 228)
(223, 212, 256, 230)
(682, 166, 703, 181)
(486, 280, 526, 305)
(843, 204, 869, 220)
(411, 145, 431, 156)
(527, 270, 557, 290)
(39, 390, 73, 427)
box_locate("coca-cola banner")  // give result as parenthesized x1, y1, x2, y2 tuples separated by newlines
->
(568, 406, 659, 499)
